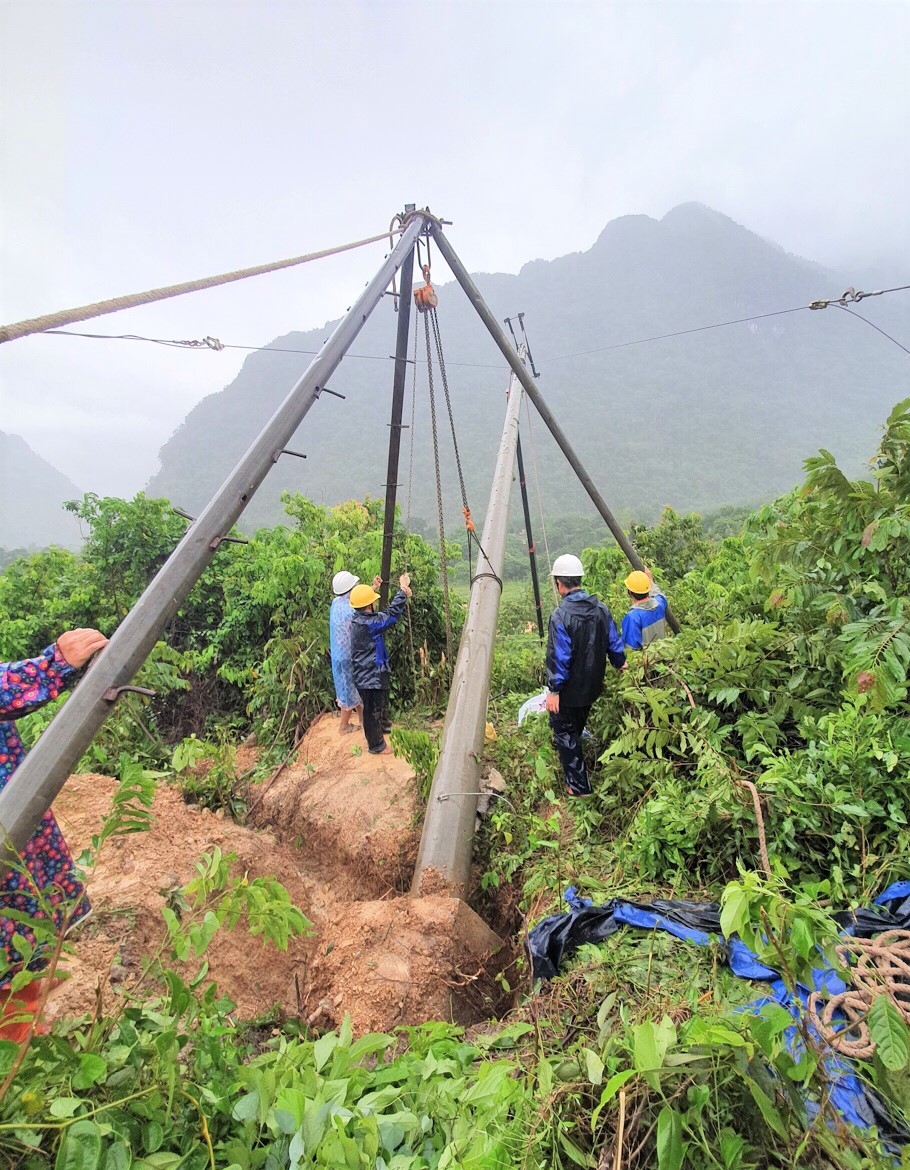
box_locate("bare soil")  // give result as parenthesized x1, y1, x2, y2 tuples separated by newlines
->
(252, 712, 421, 897)
(44, 712, 506, 1035)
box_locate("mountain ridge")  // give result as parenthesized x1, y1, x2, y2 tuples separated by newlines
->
(0, 432, 84, 551)
(140, 202, 909, 535)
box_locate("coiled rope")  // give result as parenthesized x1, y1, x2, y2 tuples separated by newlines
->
(807, 930, 910, 1060)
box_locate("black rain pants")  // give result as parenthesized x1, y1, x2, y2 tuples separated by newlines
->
(360, 689, 387, 754)
(549, 704, 592, 796)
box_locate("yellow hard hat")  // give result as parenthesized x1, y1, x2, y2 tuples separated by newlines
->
(625, 570, 651, 594)
(350, 583, 380, 609)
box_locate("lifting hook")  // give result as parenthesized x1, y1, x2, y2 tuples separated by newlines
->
(414, 264, 438, 313)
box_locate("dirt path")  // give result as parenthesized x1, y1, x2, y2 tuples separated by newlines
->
(45, 714, 506, 1034)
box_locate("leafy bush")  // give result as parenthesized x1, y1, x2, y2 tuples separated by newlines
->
(7, 401, 910, 1167)
(0, 492, 453, 762)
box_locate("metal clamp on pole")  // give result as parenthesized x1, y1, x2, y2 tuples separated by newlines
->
(271, 448, 308, 462)
(103, 686, 157, 703)
(469, 571, 504, 591)
(174, 506, 248, 548)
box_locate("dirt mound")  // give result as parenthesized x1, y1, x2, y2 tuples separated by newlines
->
(304, 896, 507, 1035)
(252, 713, 421, 896)
(46, 773, 316, 1022)
(40, 715, 505, 1035)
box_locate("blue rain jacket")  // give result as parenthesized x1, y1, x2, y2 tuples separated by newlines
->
(622, 591, 669, 650)
(350, 590, 408, 691)
(546, 590, 626, 706)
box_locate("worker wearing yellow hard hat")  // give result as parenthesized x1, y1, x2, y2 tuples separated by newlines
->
(349, 573, 413, 755)
(621, 566, 669, 650)
(349, 582, 380, 609)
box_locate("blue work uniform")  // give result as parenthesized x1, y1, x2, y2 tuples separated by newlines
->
(622, 591, 669, 650)
(350, 590, 408, 753)
(545, 590, 626, 796)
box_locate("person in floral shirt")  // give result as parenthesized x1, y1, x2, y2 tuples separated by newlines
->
(0, 628, 108, 985)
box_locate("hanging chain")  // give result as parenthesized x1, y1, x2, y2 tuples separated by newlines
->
(403, 319, 420, 691)
(424, 311, 454, 662)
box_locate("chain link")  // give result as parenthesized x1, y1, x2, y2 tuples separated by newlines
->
(403, 319, 420, 691)
(424, 312, 454, 662)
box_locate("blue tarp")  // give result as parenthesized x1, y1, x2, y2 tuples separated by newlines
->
(528, 882, 910, 1150)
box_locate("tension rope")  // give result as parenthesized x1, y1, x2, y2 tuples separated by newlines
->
(414, 254, 502, 660)
(0, 228, 403, 346)
(422, 298, 501, 587)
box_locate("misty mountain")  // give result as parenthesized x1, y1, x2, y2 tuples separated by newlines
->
(146, 204, 910, 535)
(0, 432, 84, 552)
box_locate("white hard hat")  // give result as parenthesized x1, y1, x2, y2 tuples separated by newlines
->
(551, 553, 584, 578)
(332, 570, 360, 596)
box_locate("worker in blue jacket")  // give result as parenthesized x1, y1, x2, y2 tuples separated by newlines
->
(545, 555, 626, 796)
(349, 573, 412, 755)
(621, 569, 669, 650)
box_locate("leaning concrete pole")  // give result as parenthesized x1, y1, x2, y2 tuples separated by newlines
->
(0, 211, 428, 870)
(412, 369, 523, 899)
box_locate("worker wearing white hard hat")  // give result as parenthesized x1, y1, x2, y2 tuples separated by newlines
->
(545, 554, 626, 795)
(329, 570, 363, 734)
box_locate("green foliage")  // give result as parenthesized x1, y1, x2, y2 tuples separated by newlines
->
(3, 1011, 541, 1170)
(0, 547, 97, 658)
(160, 846, 312, 960)
(719, 871, 843, 988)
(389, 728, 438, 800)
(0, 791, 314, 1170)
(491, 633, 545, 697)
(63, 494, 188, 625)
(87, 758, 158, 853)
(170, 737, 246, 816)
(746, 398, 910, 709)
(760, 701, 910, 898)
(1, 491, 452, 767)
(191, 493, 451, 743)
(628, 507, 712, 582)
(868, 994, 910, 1073)
(7, 401, 910, 1168)
(468, 401, 910, 1164)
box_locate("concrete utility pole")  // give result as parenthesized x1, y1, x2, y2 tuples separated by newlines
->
(412, 366, 524, 899)
(0, 212, 428, 869)
(430, 223, 680, 635)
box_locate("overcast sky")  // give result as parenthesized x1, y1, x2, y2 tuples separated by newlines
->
(1, 0, 908, 496)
